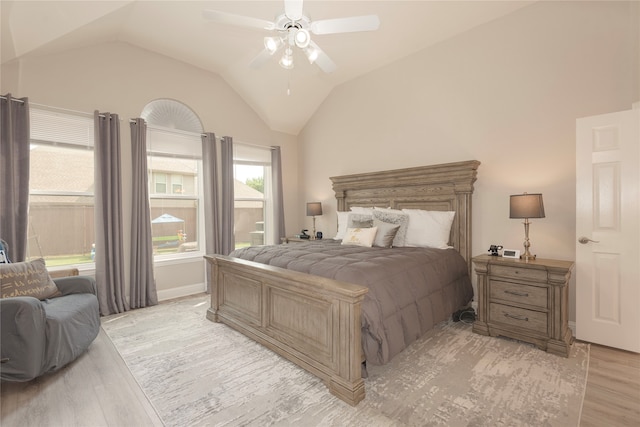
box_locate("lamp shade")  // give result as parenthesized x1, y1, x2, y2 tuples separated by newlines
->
(510, 193, 545, 219)
(306, 202, 323, 216)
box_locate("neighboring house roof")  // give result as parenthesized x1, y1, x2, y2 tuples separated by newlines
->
(30, 144, 94, 193)
(30, 144, 263, 206)
(148, 157, 197, 175)
(234, 180, 263, 199)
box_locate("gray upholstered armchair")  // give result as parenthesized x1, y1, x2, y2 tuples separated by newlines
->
(0, 263, 100, 382)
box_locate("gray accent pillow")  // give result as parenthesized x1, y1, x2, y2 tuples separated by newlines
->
(0, 258, 60, 300)
(372, 219, 401, 248)
(347, 213, 373, 229)
(372, 209, 409, 247)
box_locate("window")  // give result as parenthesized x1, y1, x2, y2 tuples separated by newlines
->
(154, 173, 167, 193)
(171, 174, 184, 194)
(142, 99, 204, 258)
(233, 144, 275, 248)
(28, 108, 95, 267)
(147, 143, 200, 256)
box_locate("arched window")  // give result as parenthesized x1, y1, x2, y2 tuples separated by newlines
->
(141, 99, 204, 258)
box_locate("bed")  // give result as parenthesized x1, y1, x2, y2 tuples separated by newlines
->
(205, 160, 480, 405)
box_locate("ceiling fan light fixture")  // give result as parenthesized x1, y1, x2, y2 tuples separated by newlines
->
(204, 2, 381, 74)
(279, 48, 294, 69)
(264, 36, 283, 54)
(303, 46, 319, 64)
(294, 29, 311, 48)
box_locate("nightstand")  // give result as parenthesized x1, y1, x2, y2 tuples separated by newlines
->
(281, 237, 320, 244)
(472, 254, 574, 357)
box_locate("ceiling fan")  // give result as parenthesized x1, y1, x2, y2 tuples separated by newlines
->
(203, 0, 380, 73)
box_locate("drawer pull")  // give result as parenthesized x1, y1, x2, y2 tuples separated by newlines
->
(504, 313, 529, 322)
(504, 289, 529, 297)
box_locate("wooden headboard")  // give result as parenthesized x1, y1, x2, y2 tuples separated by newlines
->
(330, 160, 480, 273)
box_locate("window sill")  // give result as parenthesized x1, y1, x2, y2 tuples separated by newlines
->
(46, 253, 205, 275)
(153, 252, 205, 267)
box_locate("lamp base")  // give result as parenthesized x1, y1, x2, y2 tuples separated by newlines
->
(521, 219, 537, 262)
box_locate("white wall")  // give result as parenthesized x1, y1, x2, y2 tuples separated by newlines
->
(298, 1, 639, 322)
(1, 42, 300, 300)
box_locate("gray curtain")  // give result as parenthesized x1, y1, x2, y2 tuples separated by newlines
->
(220, 136, 235, 255)
(202, 132, 220, 292)
(0, 94, 30, 262)
(94, 111, 128, 315)
(271, 146, 286, 243)
(129, 118, 158, 308)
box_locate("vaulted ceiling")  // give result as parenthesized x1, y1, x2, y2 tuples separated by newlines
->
(1, 1, 534, 134)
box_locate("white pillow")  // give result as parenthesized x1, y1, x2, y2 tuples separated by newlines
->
(374, 207, 402, 213)
(334, 211, 350, 240)
(402, 209, 455, 249)
(371, 209, 409, 247)
(341, 227, 378, 247)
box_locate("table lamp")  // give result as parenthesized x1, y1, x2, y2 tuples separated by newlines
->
(509, 193, 545, 261)
(306, 202, 323, 239)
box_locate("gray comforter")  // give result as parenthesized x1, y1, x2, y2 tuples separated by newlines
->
(230, 240, 473, 365)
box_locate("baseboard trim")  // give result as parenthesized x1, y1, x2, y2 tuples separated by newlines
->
(157, 282, 206, 301)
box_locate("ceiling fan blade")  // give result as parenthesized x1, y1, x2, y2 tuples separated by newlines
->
(203, 10, 275, 31)
(309, 41, 336, 73)
(249, 45, 283, 69)
(249, 48, 275, 69)
(310, 15, 380, 35)
(284, 0, 303, 21)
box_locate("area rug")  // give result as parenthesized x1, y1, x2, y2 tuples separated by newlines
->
(101, 295, 589, 427)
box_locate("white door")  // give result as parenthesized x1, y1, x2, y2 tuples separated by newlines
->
(576, 108, 640, 352)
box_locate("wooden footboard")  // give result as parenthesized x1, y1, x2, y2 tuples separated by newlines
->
(205, 254, 369, 406)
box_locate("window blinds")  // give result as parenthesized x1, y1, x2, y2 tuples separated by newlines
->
(30, 108, 94, 148)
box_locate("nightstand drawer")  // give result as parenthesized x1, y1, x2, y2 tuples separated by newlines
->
(490, 265, 547, 282)
(490, 280, 547, 309)
(489, 303, 547, 334)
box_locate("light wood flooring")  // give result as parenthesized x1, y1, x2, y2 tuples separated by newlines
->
(1, 329, 163, 427)
(579, 342, 640, 426)
(1, 331, 638, 426)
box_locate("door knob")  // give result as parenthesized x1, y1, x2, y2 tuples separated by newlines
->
(578, 236, 599, 244)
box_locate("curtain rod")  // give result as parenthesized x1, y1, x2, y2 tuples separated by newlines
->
(200, 133, 276, 151)
(10, 99, 274, 148)
(29, 102, 120, 120)
(0, 95, 25, 103)
(238, 141, 277, 151)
